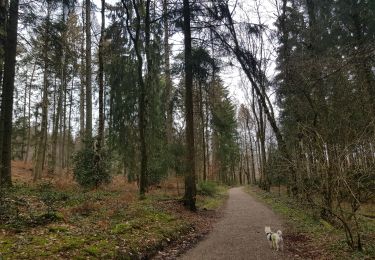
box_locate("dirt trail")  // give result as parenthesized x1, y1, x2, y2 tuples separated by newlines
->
(180, 187, 290, 260)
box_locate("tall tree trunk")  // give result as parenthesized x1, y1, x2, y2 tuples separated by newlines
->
(138, 0, 151, 196)
(61, 80, 67, 168)
(183, 0, 196, 211)
(0, 0, 19, 186)
(85, 0, 92, 142)
(122, 0, 148, 197)
(51, 13, 66, 172)
(25, 63, 36, 163)
(199, 82, 207, 181)
(97, 0, 105, 147)
(258, 101, 268, 190)
(205, 94, 210, 180)
(34, 6, 50, 181)
(22, 73, 28, 160)
(244, 129, 250, 184)
(0, 0, 7, 87)
(249, 135, 256, 184)
(79, 0, 85, 147)
(66, 78, 73, 168)
(163, 0, 173, 153)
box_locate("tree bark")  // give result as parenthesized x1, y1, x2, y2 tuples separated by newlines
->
(163, 0, 173, 148)
(183, 0, 196, 211)
(0, 0, 7, 87)
(24, 63, 36, 163)
(122, 0, 148, 197)
(79, 0, 85, 147)
(34, 6, 50, 181)
(22, 72, 28, 160)
(66, 77, 74, 168)
(97, 0, 105, 148)
(85, 0, 92, 141)
(199, 82, 207, 181)
(51, 9, 67, 172)
(0, 0, 19, 186)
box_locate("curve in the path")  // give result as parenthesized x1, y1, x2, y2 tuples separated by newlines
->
(180, 187, 289, 260)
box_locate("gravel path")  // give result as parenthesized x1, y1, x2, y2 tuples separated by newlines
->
(180, 187, 289, 260)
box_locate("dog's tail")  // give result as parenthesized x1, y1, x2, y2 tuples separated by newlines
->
(277, 230, 282, 236)
(265, 226, 271, 233)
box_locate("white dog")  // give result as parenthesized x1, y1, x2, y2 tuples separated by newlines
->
(265, 226, 283, 251)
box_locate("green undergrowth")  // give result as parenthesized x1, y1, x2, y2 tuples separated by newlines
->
(245, 186, 375, 259)
(0, 181, 228, 259)
(196, 181, 229, 210)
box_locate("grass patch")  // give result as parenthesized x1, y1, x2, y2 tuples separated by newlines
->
(196, 183, 228, 210)
(245, 185, 375, 259)
(197, 181, 218, 196)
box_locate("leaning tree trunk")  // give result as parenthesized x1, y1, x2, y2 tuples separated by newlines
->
(0, 0, 19, 187)
(209, 1, 297, 194)
(183, 0, 196, 211)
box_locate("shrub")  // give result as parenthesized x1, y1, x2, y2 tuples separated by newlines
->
(72, 141, 111, 188)
(37, 182, 69, 214)
(197, 181, 218, 197)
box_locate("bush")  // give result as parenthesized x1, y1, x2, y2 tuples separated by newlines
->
(73, 141, 111, 188)
(37, 182, 69, 214)
(197, 181, 218, 197)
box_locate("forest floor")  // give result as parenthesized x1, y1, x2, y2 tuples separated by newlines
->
(0, 161, 227, 259)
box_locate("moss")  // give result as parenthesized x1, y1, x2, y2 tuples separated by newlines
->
(48, 225, 68, 233)
(84, 245, 100, 256)
(0, 238, 14, 255)
(112, 222, 132, 234)
(52, 236, 86, 253)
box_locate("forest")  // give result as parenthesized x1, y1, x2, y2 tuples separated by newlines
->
(0, 0, 374, 259)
